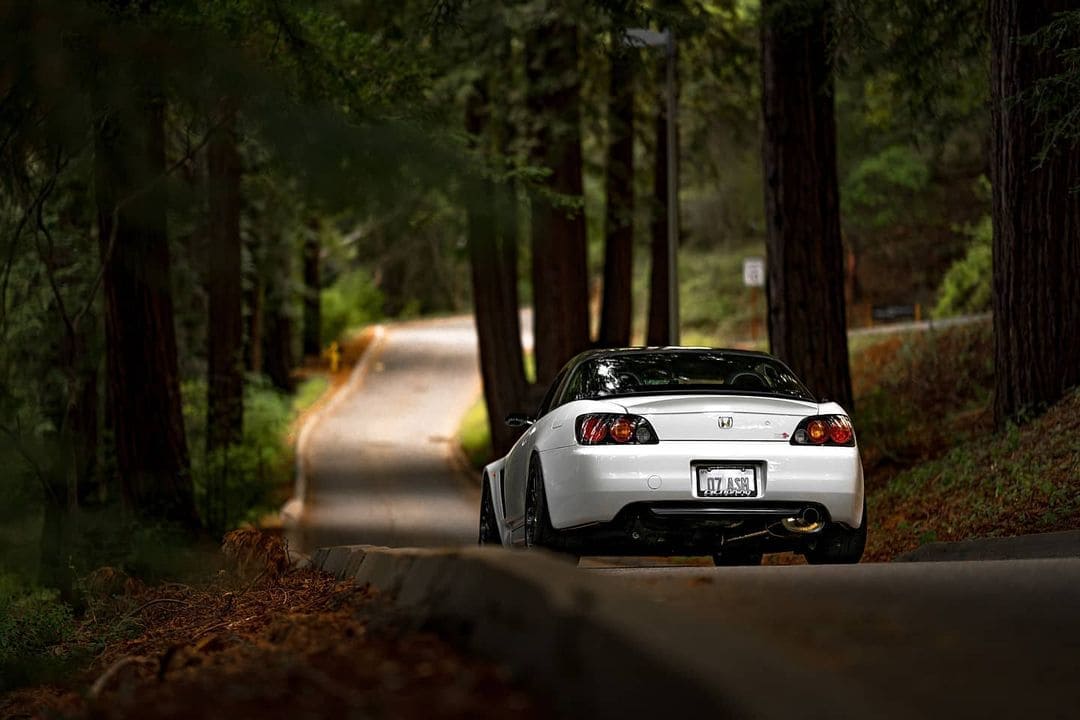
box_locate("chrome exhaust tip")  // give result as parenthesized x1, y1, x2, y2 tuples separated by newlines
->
(780, 507, 824, 535)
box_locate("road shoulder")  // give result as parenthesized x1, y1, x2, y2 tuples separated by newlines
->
(897, 529, 1080, 562)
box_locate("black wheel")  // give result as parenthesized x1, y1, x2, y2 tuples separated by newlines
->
(524, 458, 557, 548)
(805, 500, 867, 565)
(712, 549, 763, 566)
(478, 474, 501, 546)
(524, 459, 578, 562)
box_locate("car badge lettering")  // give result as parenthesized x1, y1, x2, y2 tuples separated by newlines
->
(718, 416, 734, 429)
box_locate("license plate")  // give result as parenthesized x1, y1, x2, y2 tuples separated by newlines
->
(697, 466, 757, 498)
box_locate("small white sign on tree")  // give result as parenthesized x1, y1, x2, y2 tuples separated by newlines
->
(743, 257, 766, 287)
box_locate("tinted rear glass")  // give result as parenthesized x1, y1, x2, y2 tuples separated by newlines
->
(563, 352, 814, 402)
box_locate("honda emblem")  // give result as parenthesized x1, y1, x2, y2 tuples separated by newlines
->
(718, 416, 733, 429)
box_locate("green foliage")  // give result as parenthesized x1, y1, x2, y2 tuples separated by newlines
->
(669, 243, 767, 344)
(867, 388, 1080, 559)
(0, 574, 75, 690)
(842, 145, 931, 229)
(293, 376, 329, 414)
(320, 268, 385, 344)
(837, 0, 987, 142)
(853, 322, 994, 477)
(458, 397, 493, 470)
(933, 216, 992, 318)
(183, 378, 297, 531)
(1020, 10, 1080, 164)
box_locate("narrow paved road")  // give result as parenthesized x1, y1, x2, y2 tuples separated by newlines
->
(294, 317, 482, 552)
(600, 559, 1080, 718)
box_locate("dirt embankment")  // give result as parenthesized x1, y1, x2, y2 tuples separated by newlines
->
(2, 531, 541, 720)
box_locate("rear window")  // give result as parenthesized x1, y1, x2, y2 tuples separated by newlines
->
(563, 352, 814, 402)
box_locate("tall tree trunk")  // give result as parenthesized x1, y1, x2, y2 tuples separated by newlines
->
(379, 254, 408, 317)
(245, 254, 265, 374)
(206, 102, 244, 454)
(600, 48, 635, 348)
(39, 319, 100, 599)
(646, 101, 670, 346)
(301, 221, 321, 357)
(526, 13, 590, 386)
(989, 0, 1080, 427)
(38, 491, 73, 599)
(263, 307, 294, 393)
(71, 337, 100, 508)
(466, 85, 529, 456)
(262, 236, 295, 393)
(759, 0, 853, 410)
(95, 92, 196, 526)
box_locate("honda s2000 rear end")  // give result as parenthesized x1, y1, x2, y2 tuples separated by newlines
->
(479, 348, 866, 565)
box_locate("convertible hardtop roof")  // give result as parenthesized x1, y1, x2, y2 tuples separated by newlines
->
(569, 346, 777, 364)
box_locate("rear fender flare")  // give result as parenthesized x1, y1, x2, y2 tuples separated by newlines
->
(482, 457, 511, 544)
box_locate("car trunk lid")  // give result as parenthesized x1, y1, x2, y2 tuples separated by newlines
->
(617, 394, 817, 442)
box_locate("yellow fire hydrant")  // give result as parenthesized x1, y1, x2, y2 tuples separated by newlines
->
(322, 341, 341, 373)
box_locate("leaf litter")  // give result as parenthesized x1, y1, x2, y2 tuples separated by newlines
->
(2, 530, 542, 720)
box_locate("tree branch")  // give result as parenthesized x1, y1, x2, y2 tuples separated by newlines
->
(0, 422, 57, 503)
(32, 150, 74, 339)
(0, 167, 57, 336)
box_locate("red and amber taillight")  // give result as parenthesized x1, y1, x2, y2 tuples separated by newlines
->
(791, 415, 856, 447)
(575, 414, 659, 445)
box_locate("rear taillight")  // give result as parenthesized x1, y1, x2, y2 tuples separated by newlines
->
(575, 414, 659, 445)
(791, 415, 855, 447)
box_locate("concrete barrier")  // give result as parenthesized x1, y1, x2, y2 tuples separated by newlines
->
(313, 545, 891, 720)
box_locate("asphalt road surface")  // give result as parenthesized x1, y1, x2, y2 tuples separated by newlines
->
(294, 316, 483, 551)
(599, 560, 1080, 717)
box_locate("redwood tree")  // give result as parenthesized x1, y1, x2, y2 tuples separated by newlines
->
(465, 83, 529, 455)
(95, 90, 197, 526)
(989, 0, 1080, 426)
(646, 99, 671, 346)
(301, 221, 321, 358)
(759, 0, 853, 410)
(263, 287, 295, 393)
(262, 231, 296, 393)
(525, 12, 590, 385)
(600, 48, 635, 348)
(206, 102, 244, 454)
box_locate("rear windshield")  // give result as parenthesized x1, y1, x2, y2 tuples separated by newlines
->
(563, 352, 815, 402)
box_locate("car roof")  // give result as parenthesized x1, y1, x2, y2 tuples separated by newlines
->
(569, 346, 777, 364)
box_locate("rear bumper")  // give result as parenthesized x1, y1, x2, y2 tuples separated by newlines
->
(538, 441, 864, 531)
(556, 500, 833, 556)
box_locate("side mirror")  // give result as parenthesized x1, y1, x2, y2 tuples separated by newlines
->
(505, 413, 534, 429)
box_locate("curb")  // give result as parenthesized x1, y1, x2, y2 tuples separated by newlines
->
(312, 545, 891, 720)
(897, 529, 1080, 562)
(281, 325, 387, 529)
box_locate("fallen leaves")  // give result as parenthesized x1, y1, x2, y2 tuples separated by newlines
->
(2, 533, 542, 720)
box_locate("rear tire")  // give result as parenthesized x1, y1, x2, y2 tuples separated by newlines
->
(805, 500, 867, 565)
(712, 550, 763, 566)
(524, 459, 578, 563)
(478, 475, 501, 546)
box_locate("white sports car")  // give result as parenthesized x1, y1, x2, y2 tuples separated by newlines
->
(477, 348, 866, 565)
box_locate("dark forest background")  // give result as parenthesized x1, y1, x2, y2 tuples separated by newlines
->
(1, 0, 1078, 679)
